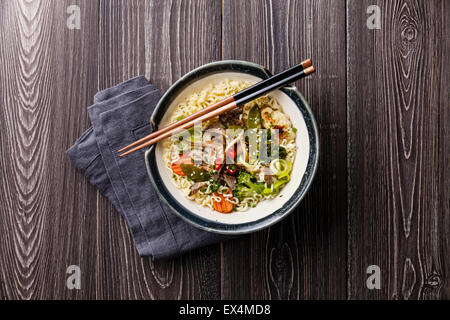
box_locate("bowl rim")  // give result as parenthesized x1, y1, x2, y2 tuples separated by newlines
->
(145, 60, 319, 235)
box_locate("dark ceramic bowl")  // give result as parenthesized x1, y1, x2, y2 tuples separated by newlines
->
(145, 60, 319, 234)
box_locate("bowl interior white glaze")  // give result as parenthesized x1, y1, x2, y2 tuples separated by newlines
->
(154, 72, 310, 225)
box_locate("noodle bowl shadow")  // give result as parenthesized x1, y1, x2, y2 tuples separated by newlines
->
(145, 60, 319, 234)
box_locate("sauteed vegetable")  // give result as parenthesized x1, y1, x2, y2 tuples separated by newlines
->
(163, 79, 297, 213)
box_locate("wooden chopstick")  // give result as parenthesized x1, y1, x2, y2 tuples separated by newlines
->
(118, 59, 312, 153)
(119, 65, 315, 157)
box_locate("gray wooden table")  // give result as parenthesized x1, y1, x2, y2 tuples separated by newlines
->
(0, 0, 448, 300)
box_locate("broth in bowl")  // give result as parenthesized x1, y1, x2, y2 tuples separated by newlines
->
(146, 60, 318, 234)
(162, 79, 297, 214)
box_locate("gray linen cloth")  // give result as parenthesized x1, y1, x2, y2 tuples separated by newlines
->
(66, 76, 229, 260)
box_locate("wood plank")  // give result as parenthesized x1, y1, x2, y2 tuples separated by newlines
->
(347, 0, 450, 299)
(144, 0, 222, 299)
(221, 0, 348, 299)
(95, 0, 222, 299)
(95, 0, 149, 300)
(0, 0, 100, 299)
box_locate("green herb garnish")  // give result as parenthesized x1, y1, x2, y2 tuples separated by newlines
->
(180, 164, 210, 182)
(247, 104, 262, 129)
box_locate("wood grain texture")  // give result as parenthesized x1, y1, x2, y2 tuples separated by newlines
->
(221, 0, 348, 299)
(0, 0, 100, 299)
(96, 0, 150, 299)
(95, 0, 222, 299)
(347, 0, 450, 299)
(0, 0, 448, 300)
(143, 0, 222, 300)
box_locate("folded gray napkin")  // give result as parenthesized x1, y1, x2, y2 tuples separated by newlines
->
(67, 76, 229, 260)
